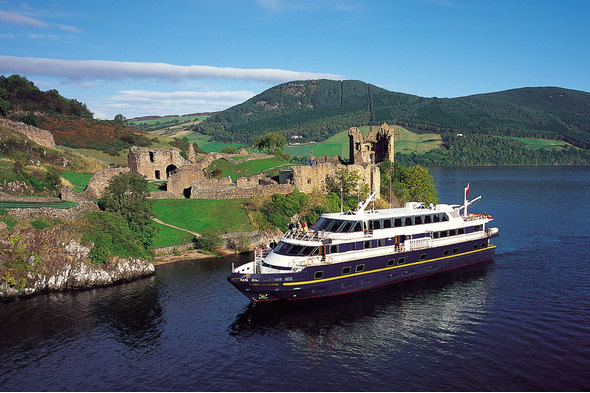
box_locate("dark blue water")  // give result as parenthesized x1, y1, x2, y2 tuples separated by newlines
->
(1, 167, 590, 391)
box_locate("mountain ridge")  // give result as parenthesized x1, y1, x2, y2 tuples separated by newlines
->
(195, 80, 590, 148)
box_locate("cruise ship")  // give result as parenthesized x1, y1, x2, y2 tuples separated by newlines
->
(228, 186, 499, 302)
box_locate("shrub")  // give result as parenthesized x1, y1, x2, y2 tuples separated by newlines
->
(30, 218, 51, 229)
(197, 230, 222, 254)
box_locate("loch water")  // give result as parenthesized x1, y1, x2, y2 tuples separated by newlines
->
(1, 166, 590, 391)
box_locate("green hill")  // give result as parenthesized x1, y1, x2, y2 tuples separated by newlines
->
(196, 80, 590, 149)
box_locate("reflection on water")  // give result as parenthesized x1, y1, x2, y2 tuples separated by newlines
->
(230, 261, 495, 362)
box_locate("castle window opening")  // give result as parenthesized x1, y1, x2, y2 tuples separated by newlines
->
(166, 164, 178, 178)
(307, 179, 311, 184)
(149, 151, 155, 162)
(183, 187, 191, 198)
(155, 170, 161, 179)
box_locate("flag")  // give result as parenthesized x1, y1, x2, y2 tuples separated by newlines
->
(466, 183, 470, 197)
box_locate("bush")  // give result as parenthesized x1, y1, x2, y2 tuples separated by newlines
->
(83, 210, 150, 263)
(197, 230, 222, 254)
(30, 218, 51, 229)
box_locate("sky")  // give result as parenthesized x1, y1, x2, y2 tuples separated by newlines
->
(1, 0, 589, 120)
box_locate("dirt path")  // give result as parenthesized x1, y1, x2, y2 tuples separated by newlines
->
(152, 217, 201, 237)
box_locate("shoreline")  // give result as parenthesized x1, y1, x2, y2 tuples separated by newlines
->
(153, 248, 249, 266)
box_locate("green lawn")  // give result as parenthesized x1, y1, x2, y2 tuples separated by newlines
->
(62, 170, 93, 193)
(209, 157, 291, 180)
(494, 136, 576, 150)
(152, 198, 254, 234)
(0, 200, 78, 209)
(151, 222, 195, 249)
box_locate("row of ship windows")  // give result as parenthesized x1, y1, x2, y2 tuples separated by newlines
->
(312, 213, 450, 233)
(312, 241, 489, 280)
(274, 225, 483, 257)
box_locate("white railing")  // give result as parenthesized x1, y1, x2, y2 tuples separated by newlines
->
(282, 229, 329, 242)
(404, 237, 432, 251)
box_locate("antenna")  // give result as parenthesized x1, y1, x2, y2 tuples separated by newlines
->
(340, 178, 343, 214)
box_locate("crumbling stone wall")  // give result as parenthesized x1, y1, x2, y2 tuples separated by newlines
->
(292, 163, 381, 199)
(0, 118, 56, 148)
(128, 146, 189, 180)
(166, 165, 206, 196)
(191, 183, 292, 199)
(349, 122, 395, 165)
(7, 202, 98, 220)
(60, 167, 129, 202)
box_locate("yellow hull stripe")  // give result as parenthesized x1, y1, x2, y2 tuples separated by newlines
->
(282, 245, 496, 286)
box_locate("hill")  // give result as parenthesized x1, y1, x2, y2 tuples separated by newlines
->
(196, 80, 590, 149)
(1, 75, 150, 153)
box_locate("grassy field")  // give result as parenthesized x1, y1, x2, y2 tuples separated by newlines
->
(151, 198, 254, 235)
(495, 136, 577, 150)
(151, 221, 195, 249)
(62, 170, 93, 193)
(208, 157, 291, 180)
(285, 125, 442, 159)
(0, 200, 78, 209)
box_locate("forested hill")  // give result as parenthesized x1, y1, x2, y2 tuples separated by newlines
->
(196, 80, 590, 148)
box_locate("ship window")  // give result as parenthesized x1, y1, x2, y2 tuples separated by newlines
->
(352, 221, 363, 232)
(372, 219, 382, 230)
(458, 228, 465, 235)
(414, 216, 423, 225)
(443, 249, 450, 256)
(364, 240, 371, 249)
(312, 217, 327, 231)
(387, 258, 396, 266)
(329, 245, 339, 254)
(481, 242, 487, 248)
(405, 217, 413, 226)
(424, 215, 432, 224)
(398, 257, 406, 265)
(433, 214, 440, 223)
(440, 230, 448, 238)
(383, 218, 392, 228)
(300, 246, 314, 255)
(355, 264, 365, 272)
(442, 214, 449, 221)
(419, 253, 427, 261)
(474, 225, 482, 231)
(449, 229, 457, 236)
(340, 221, 353, 232)
(325, 220, 343, 232)
(342, 266, 351, 275)
(432, 232, 439, 239)
(314, 271, 324, 280)
(452, 248, 458, 254)
(378, 238, 385, 247)
(394, 218, 402, 227)
(473, 244, 479, 249)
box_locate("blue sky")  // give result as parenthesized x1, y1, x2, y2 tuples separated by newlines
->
(1, 0, 589, 119)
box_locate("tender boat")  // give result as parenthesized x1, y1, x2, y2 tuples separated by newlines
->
(228, 185, 499, 302)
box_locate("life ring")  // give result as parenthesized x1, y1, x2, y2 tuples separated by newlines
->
(307, 258, 313, 266)
(328, 257, 333, 264)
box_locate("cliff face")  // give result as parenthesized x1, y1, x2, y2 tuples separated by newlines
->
(0, 224, 155, 300)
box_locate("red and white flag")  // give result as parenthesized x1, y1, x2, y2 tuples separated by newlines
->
(465, 183, 470, 197)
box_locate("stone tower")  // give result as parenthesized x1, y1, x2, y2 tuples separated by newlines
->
(348, 123, 395, 165)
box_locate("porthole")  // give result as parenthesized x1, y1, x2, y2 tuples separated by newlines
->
(443, 249, 450, 256)
(419, 253, 427, 261)
(314, 271, 324, 279)
(355, 264, 365, 272)
(387, 258, 396, 267)
(342, 266, 351, 275)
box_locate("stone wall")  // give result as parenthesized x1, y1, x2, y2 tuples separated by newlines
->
(291, 163, 381, 199)
(191, 183, 292, 199)
(128, 146, 189, 180)
(167, 165, 206, 196)
(7, 202, 98, 220)
(348, 123, 394, 165)
(61, 167, 130, 202)
(0, 118, 56, 148)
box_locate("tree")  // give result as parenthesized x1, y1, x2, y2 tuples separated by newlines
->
(398, 165, 438, 204)
(253, 132, 286, 154)
(114, 114, 126, 124)
(97, 172, 157, 248)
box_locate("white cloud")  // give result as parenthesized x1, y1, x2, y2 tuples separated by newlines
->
(0, 10, 81, 32)
(89, 89, 258, 119)
(0, 56, 341, 83)
(0, 10, 48, 28)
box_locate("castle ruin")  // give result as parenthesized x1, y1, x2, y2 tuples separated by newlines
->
(349, 122, 395, 165)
